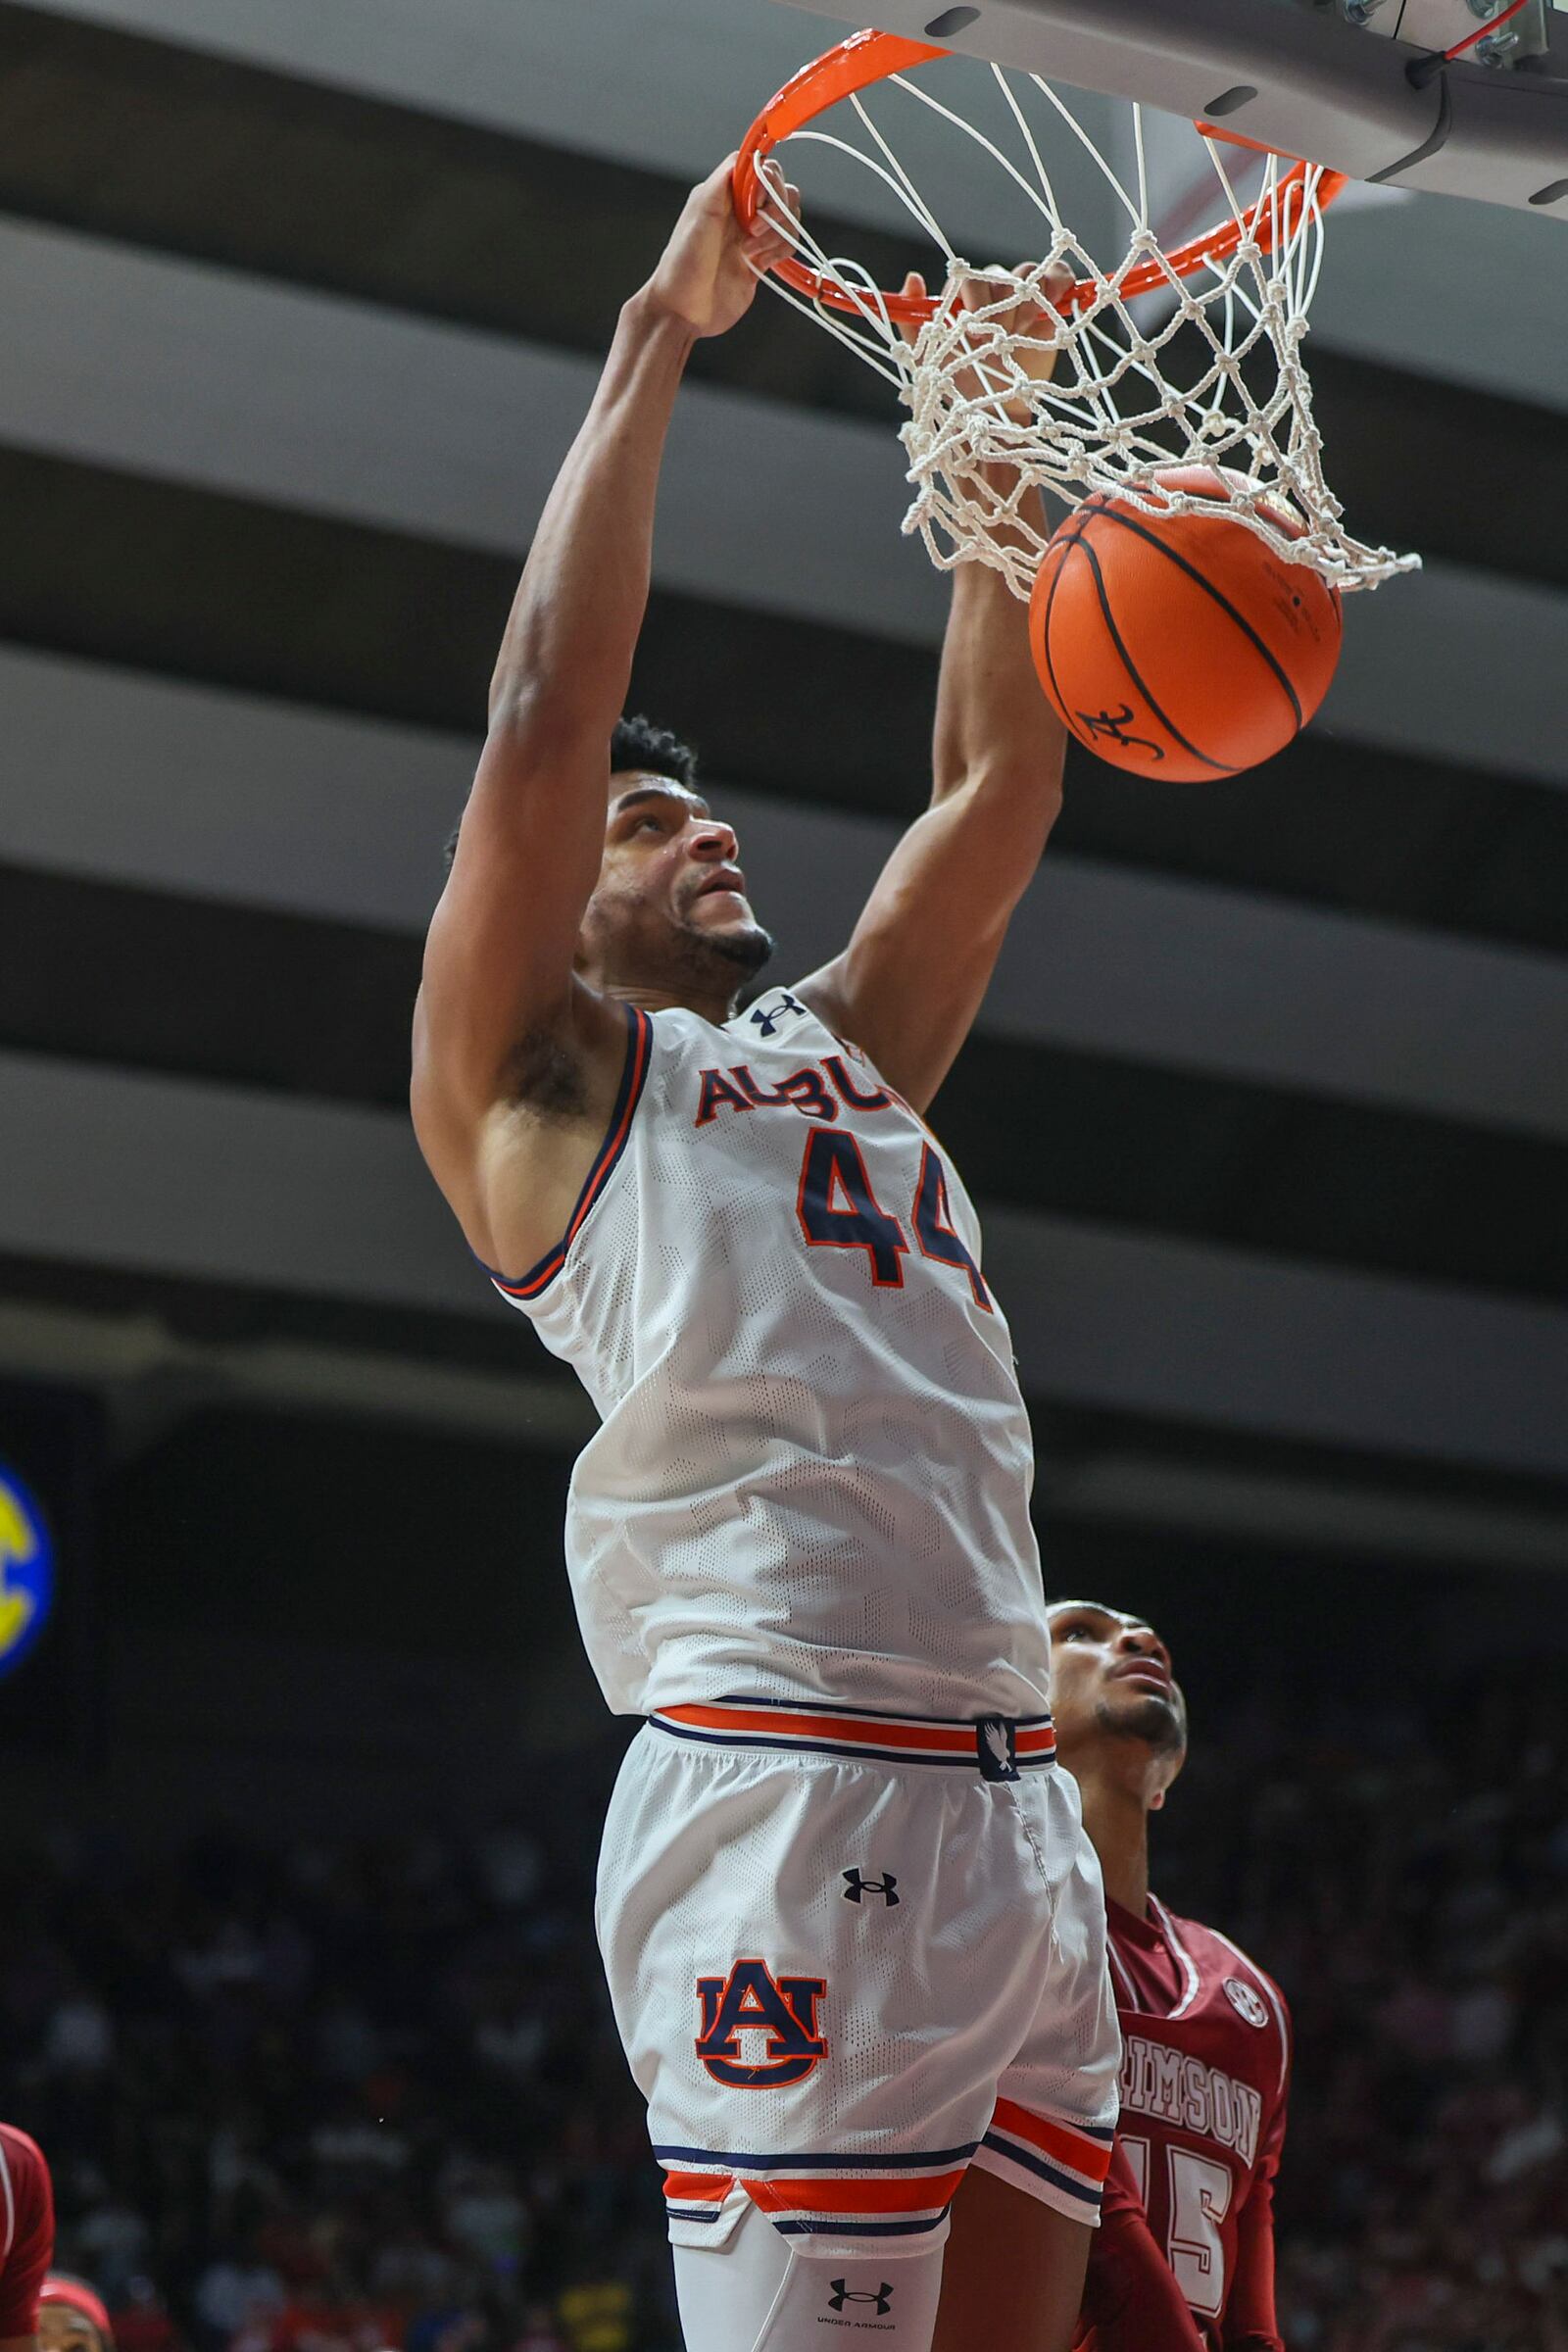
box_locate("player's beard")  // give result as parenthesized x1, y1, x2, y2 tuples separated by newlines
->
(665, 911, 775, 994)
(1095, 1690, 1185, 1755)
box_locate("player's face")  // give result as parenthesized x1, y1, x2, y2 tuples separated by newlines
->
(583, 774, 773, 995)
(1048, 1599, 1186, 1758)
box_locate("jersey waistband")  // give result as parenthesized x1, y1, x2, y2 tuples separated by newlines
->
(647, 1694, 1055, 1780)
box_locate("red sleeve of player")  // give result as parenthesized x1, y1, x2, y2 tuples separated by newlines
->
(0, 2127, 56, 2338)
(1079, 2138, 1208, 2352)
(1222, 2015, 1291, 2352)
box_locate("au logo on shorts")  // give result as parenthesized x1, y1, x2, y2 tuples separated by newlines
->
(695, 1959, 828, 2087)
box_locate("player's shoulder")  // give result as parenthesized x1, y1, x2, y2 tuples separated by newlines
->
(640, 984, 823, 1063)
(1158, 1900, 1292, 2038)
(720, 983, 830, 1048)
(0, 2119, 53, 2203)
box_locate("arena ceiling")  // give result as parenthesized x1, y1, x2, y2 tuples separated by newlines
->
(0, 0, 1565, 1577)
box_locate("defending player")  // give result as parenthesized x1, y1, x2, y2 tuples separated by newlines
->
(36, 2279, 113, 2352)
(1047, 1602, 1291, 2352)
(413, 159, 1117, 2352)
(0, 2125, 56, 2352)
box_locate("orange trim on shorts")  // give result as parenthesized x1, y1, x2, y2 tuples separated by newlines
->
(989, 2098, 1115, 2183)
(744, 2168, 966, 2218)
(662, 2170, 735, 2204)
(656, 1699, 1055, 1760)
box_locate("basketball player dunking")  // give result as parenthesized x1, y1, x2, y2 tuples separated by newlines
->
(1047, 1603, 1291, 2352)
(413, 159, 1119, 2352)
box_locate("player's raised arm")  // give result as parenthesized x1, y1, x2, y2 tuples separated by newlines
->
(797, 273, 1070, 1113)
(412, 160, 795, 1216)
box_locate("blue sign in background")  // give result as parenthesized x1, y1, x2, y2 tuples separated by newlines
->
(0, 1461, 56, 1679)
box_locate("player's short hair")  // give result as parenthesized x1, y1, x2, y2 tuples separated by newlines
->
(612, 712, 698, 789)
(443, 712, 699, 869)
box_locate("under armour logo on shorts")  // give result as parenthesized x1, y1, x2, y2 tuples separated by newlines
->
(829, 2280, 894, 2315)
(842, 1869, 900, 1906)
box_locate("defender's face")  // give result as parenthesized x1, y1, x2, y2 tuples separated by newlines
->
(1048, 1598, 1185, 1758)
(592, 773, 761, 950)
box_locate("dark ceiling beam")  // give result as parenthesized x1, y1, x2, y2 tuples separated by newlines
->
(3, 1046, 1566, 1474)
(0, 2, 1564, 587)
(2, 858, 1563, 1298)
(2, 450, 1565, 955)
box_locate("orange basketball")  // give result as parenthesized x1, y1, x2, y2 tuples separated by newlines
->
(1028, 466, 1343, 782)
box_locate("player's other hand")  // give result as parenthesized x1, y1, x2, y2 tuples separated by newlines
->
(646, 155, 800, 340)
(899, 263, 1075, 416)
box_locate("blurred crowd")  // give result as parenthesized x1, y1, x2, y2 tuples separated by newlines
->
(1160, 1668, 1568, 2352)
(2, 1666, 1565, 2352)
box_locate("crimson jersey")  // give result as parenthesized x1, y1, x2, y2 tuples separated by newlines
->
(0, 2125, 55, 2337)
(1078, 1897, 1291, 2352)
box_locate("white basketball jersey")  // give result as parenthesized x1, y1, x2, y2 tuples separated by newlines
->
(489, 986, 1053, 1721)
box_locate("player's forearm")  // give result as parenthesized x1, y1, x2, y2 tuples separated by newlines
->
(931, 551, 1066, 833)
(1222, 2175, 1283, 2351)
(487, 287, 697, 740)
(1082, 2206, 1209, 2352)
(931, 474, 1066, 820)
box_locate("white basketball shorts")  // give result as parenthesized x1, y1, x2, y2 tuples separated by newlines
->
(596, 1695, 1121, 2265)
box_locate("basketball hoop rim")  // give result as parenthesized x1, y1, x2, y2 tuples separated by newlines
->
(731, 28, 1348, 324)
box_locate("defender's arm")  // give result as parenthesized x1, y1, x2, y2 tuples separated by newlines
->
(1078, 2142, 1208, 2352)
(1221, 2080, 1288, 2352)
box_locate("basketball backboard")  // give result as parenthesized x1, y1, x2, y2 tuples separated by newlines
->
(771, 0, 1568, 212)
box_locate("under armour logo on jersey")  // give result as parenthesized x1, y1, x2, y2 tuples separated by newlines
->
(976, 1716, 1020, 1782)
(842, 1870, 900, 1907)
(1224, 1977, 1270, 2029)
(695, 1960, 828, 2087)
(828, 2281, 894, 2316)
(748, 990, 808, 1037)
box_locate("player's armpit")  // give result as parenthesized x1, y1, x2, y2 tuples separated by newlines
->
(793, 761, 1057, 1111)
(1080, 2191, 1209, 2352)
(418, 702, 612, 1089)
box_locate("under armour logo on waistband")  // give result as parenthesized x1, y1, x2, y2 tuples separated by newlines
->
(842, 1869, 900, 1906)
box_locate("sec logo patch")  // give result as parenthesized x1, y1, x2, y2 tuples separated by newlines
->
(0, 1464, 55, 1680)
(1224, 1977, 1269, 2029)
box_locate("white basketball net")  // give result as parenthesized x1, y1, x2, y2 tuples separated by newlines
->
(752, 61, 1419, 596)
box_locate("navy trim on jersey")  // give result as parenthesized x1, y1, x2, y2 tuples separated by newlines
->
(485, 1004, 652, 1303)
